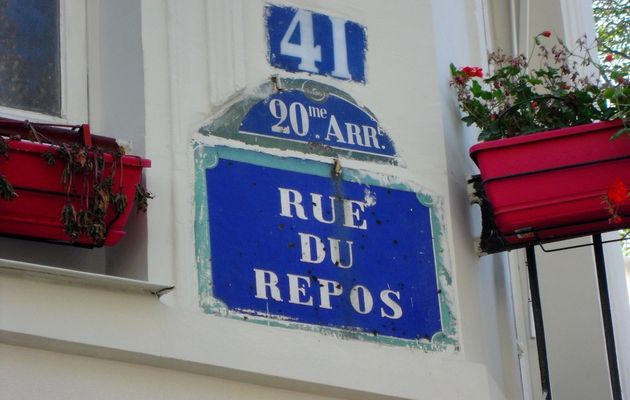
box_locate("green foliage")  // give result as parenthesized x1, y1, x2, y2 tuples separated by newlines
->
(450, 33, 629, 141)
(593, 0, 629, 61)
(594, 0, 630, 137)
(0, 174, 17, 200)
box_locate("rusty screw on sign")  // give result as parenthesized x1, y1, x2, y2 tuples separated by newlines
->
(332, 158, 341, 178)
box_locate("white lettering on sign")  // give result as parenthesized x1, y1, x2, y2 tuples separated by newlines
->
(269, 99, 289, 134)
(328, 237, 354, 269)
(252, 268, 403, 319)
(298, 232, 354, 268)
(308, 106, 327, 119)
(311, 193, 335, 224)
(325, 115, 345, 143)
(342, 198, 367, 230)
(350, 285, 374, 314)
(318, 278, 343, 309)
(268, 99, 383, 150)
(380, 290, 404, 319)
(298, 232, 326, 264)
(288, 273, 314, 306)
(279, 10, 351, 78)
(329, 16, 351, 79)
(278, 187, 368, 230)
(253, 268, 283, 301)
(280, 10, 322, 73)
(289, 102, 309, 136)
(245, 186, 406, 321)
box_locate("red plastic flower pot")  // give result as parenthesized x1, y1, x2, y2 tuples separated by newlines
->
(0, 120, 150, 247)
(470, 120, 630, 246)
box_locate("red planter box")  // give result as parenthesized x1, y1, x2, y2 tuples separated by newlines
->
(470, 120, 630, 246)
(0, 125, 150, 247)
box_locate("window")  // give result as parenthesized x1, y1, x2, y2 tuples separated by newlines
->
(0, 0, 61, 116)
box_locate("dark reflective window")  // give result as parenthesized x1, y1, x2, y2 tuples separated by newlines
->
(0, 0, 61, 115)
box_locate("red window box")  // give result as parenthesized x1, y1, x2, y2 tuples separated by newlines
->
(0, 118, 150, 247)
(470, 120, 629, 247)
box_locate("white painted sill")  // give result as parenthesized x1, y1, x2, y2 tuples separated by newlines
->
(0, 258, 174, 297)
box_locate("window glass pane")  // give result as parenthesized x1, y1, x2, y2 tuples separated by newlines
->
(0, 0, 61, 116)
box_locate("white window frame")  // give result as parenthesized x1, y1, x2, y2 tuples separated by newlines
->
(0, 0, 87, 124)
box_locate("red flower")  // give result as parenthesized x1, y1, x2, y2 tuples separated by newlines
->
(605, 54, 613, 62)
(607, 178, 628, 205)
(617, 77, 625, 84)
(611, 215, 623, 224)
(542, 31, 552, 38)
(461, 66, 483, 78)
(530, 100, 539, 108)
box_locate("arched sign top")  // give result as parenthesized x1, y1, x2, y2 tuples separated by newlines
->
(239, 90, 396, 157)
(199, 79, 398, 163)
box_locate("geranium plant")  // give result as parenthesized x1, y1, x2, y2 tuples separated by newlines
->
(450, 31, 629, 142)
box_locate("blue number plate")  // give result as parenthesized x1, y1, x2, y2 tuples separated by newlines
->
(266, 5, 367, 82)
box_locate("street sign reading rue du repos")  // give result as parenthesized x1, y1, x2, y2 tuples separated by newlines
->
(194, 5, 456, 349)
(195, 147, 455, 347)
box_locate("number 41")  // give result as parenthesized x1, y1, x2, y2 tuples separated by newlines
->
(280, 10, 351, 79)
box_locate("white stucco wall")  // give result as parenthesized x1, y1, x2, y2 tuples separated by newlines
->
(0, 344, 345, 400)
(0, 1, 522, 399)
(5, 0, 625, 399)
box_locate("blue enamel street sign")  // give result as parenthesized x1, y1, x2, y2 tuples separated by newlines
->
(200, 152, 444, 341)
(239, 90, 396, 157)
(266, 4, 367, 82)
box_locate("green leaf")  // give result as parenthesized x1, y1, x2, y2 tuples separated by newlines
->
(480, 91, 493, 100)
(611, 127, 630, 139)
(492, 89, 504, 100)
(470, 80, 483, 96)
(461, 116, 476, 126)
(449, 63, 458, 76)
(603, 87, 616, 99)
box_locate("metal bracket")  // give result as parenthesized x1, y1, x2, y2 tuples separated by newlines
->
(537, 231, 630, 253)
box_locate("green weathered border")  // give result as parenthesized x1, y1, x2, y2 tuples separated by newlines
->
(194, 144, 457, 351)
(198, 78, 399, 165)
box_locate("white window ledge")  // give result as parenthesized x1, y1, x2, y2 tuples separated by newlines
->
(0, 258, 174, 297)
